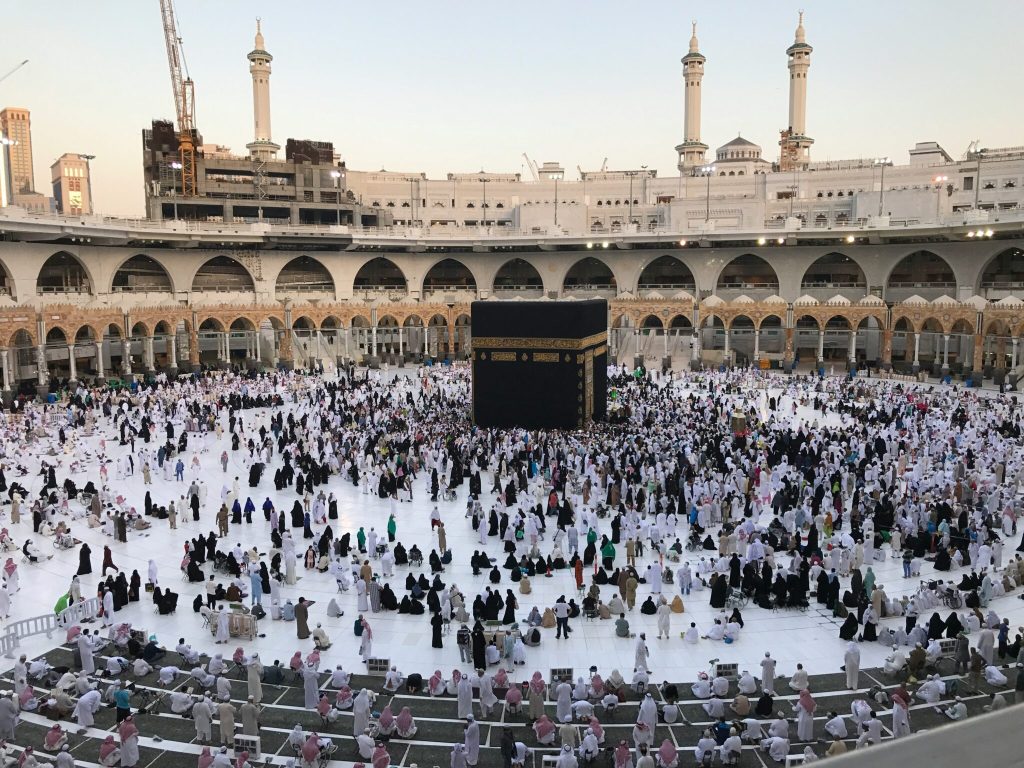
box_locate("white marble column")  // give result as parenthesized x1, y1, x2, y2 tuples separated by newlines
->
(942, 334, 951, 371)
(816, 329, 824, 362)
(121, 339, 131, 375)
(753, 328, 761, 360)
(1, 349, 10, 391)
(848, 330, 857, 363)
(95, 342, 104, 379)
(145, 336, 155, 371)
(167, 335, 177, 368)
(1011, 337, 1018, 369)
(254, 331, 262, 363)
(398, 328, 404, 357)
(371, 325, 378, 357)
(913, 333, 921, 367)
(67, 345, 77, 381)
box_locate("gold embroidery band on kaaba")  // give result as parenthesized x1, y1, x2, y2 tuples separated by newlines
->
(472, 331, 607, 351)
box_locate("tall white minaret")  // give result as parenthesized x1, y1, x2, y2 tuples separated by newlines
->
(246, 19, 280, 161)
(675, 22, 708, 172)
(780, 11, 813, 170)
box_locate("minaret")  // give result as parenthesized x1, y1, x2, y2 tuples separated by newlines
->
(779, 11, 813, 170)
(675, 22, 708, 172)
(246, 19, 280, 161)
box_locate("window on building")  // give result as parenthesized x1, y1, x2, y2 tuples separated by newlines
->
(964, 176, 974, 191)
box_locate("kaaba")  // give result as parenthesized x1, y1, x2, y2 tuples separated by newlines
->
(472, 299, 607, 429)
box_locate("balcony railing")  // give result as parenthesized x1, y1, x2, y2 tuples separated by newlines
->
(3, 205, 1024, 243)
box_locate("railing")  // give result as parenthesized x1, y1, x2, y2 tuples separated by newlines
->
(2, 596, 102, 658)
(3, 204, 1024, 241)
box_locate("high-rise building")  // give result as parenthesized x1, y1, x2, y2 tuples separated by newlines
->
(0, 107, 35, 193)
(50, 153, 92, 215)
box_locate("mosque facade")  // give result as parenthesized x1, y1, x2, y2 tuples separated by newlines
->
(0, 14, 1023, 393)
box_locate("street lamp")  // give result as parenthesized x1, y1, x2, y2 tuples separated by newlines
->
(933, 174, 948, 222)
(874, 157, 890, 217)
(330, 170, 342, 225)
(169, 161, 182, 220)
(478, 172, 489, 229)
(700, 164, 716, 223)
(553, 176, 558, 228)
(80, 154, 95, 215)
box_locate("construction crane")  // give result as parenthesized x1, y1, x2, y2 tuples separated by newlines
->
(159, 0, 197, 196)
(0, 60, 28, 87)
(522, 153, 540, 182)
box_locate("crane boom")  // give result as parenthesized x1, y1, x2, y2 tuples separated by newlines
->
(0, 60, 28, 87)
(522, 153, 540, 182)
(159, 0, 197, 197)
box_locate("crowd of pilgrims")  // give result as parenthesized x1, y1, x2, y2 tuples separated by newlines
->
(4, 361, 1024, 766)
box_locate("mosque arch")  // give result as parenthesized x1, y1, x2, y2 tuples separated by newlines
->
(37, 251, 92, 294)
(715, 254, 779, 292)
(112, 254, 174, 293)
(191, 256, 255, 293)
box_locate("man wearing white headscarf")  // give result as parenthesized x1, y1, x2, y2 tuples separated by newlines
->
(352, 689, 370, 736)
(843, 642, 860, 690)
(555, 743, 578, 768)
(463, 715, 480, 767)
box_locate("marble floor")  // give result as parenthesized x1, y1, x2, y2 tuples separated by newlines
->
(3, 372, 1024, 692)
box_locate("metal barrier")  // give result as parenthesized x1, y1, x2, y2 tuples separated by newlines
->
(2, 597, 101, 659)
(58, 597, 100, 627)
(0, 629, 19, 659)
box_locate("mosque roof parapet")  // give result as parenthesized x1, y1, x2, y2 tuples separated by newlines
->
(995, 295, 1024, 307)
(702, 295, 725, 307)
(961, 295, 989, 310)
(762, 294, 787, 304)
(672, 290, 695, 301)
(794, 295, 820, 306)
(824, 295, 851, 306)
(732, 294, 755, 304)
(930, 294, 960, 306)
(858, 295, 886, 306)
(901, 295, 929, 306)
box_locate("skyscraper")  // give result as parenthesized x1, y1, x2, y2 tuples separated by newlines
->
(0, 108, 35, 193)
(50, 153, 92, 215)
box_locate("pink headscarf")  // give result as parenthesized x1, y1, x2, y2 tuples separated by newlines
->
(658, 739, 677, 764)
(289, 652, 303, 671)
(590, 674, 604, 697)
(232, 648, 245, 664)
(196, 745, 214, 768)
(429, 670, 443, 691)
(361, 617, 373, 639)
(335, 686, 352, 704)
(534, 715, 554, 738)
(452, 669, 463, 685)
(530, 671, 546, 694)
(235, 751, 249, 768)
(301, 735, 320, 763)
(798, 689, 816, 713)
(588, 716, 604, 742)
(378, 706, 394, 730)
(396, 707, 413, 733)
(372, 744, 390, 768)
(3, 559, 15, 577)
(44, 724, 63, 748)
(100, 736, 119, 762)
(505, 686, 522, 704)
(493, 668, 508, 688)
(306, 650, 320, 667)
(17, 747, 33, 767)
(316, 695, 330, 717)
(118, 716, 139, 742)
(614, 740, 632, 768)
